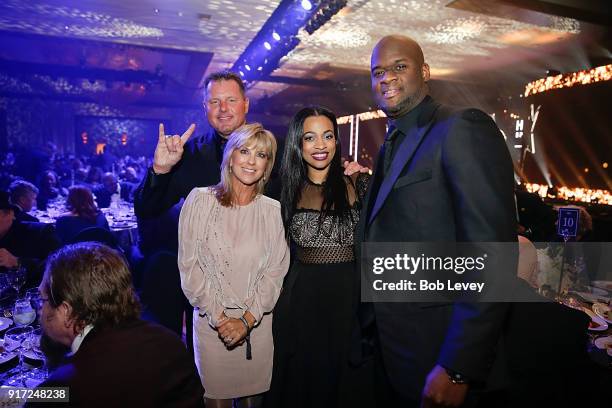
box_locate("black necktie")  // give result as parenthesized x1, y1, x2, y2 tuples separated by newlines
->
(382, 126, 400, 175)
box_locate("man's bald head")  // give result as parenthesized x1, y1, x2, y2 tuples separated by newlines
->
(372, 35, 425, 67)
(370, 35, 430, 118)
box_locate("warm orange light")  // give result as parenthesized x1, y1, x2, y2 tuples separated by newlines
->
(499, 29, 572, 46)
(95, 143, 106, 155)
(525, 183, 612, 205)
(524, 64, 612, 96)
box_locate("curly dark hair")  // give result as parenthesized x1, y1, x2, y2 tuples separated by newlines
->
(42, 242, 141, 333)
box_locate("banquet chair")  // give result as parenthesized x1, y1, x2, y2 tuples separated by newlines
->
(69, 226, 120, 250)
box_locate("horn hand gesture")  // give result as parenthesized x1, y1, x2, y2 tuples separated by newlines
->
(152, 123, 196, 174)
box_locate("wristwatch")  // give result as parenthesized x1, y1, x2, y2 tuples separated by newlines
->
(445, 368, 469, 385)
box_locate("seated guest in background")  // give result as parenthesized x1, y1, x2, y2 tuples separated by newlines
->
(56, 186, 110, 244)
(9, 179, 39, 222)
(93, 172, 134, 208)
(121, 166, 140, 183)
(36, 170, 66, 211)
(74, 168, 88, 186)
(0, 191, 60, 287)
(515, 185, 556, 242)
(179, 123, 289, 408)
(84, 166, 103, 190)
(31, 242, 204, 408)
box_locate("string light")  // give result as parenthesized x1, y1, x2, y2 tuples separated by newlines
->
(337, 109, 386, 124)
(524, 64, 612, 97)
(525, 183, 612, 205)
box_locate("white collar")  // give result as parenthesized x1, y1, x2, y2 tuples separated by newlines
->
(70, 324, 94, 355)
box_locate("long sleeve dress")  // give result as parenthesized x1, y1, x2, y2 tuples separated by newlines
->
(178, 187, 290, 399)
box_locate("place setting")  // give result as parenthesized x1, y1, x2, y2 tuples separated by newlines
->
(0, 288, 48, 387)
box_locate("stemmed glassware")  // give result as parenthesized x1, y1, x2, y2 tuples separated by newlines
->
(6, 267, 27, 295)
(22, 327, 48, 386)
(3, 325, 34, 386)
(13, 298, 36, 327)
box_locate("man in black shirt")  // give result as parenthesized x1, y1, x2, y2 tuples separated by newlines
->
(0, 191, 60, 287)
(134, 70, 279, 218)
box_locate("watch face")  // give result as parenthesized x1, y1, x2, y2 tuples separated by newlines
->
(446, 369, 467, 384)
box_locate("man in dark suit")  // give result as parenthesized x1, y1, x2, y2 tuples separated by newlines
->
(0, 191, 60, 287)
(93, 172, 135, 208)
(357, 35, 517, 407)
(8, 179, 39, 222)
(30, 242, 203, 407)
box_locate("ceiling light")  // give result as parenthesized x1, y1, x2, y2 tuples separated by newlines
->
(301, 0, 312, 11)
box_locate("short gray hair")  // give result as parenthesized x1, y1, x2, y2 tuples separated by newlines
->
(9, 180, 39, 202)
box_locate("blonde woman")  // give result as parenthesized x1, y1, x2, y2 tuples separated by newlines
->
(178, 123, 289, 408)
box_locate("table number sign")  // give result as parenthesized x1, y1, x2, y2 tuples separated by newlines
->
(557, 207, 579, 238)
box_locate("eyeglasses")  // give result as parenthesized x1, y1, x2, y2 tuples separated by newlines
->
(35, 297, 50, 310)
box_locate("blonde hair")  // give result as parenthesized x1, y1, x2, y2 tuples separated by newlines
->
(214, 123, 277, 207)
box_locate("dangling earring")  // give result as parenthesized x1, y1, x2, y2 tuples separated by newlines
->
(229, 166, 232, 173)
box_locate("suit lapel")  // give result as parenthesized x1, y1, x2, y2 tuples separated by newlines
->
(368, 102, 440, 225)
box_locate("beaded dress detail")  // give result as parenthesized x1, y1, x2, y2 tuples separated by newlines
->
(289, 174, 369, 264)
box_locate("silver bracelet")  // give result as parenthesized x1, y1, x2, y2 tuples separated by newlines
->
(239, 315, 251, 333)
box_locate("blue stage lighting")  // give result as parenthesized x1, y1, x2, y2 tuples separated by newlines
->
(264, 41, 271, 50)
(272, 31, 281, 41)
(245, 64, 251, 71)
(301, 0, 312, 11)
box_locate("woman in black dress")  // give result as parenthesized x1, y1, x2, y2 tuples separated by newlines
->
(267, 106, 369, 407)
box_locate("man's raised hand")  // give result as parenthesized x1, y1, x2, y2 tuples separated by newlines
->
(152, 123, 196, 174)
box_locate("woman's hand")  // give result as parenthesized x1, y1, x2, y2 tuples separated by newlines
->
(343, 160, 370, 176)
(217, 318, 248, 348)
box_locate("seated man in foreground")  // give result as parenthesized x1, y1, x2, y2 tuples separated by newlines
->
(30, 242, 204, 407)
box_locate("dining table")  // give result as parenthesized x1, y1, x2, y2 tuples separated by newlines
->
(29, 199, 139, 250)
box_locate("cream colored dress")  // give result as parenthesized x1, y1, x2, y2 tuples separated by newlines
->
(178, 187, 290, 399)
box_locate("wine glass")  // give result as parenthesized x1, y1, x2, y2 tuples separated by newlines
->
(0, 274, 9, 297)
(23, 327, 48, 387)
(13, 298, 36, 326)
(6, 267, 26, 295)
(25, 288, 40, 300)
(4, 325, 34, 386)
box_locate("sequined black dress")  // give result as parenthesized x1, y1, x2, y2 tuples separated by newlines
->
(266, 173, 369, 408)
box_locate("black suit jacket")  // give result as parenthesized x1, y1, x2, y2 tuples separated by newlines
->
(0, 220, 61, 287)
(14, 207, 39, 223)
(356, 97, 517, 399)
(134, 128, 282, 219)
(28, 319, 204, 408)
